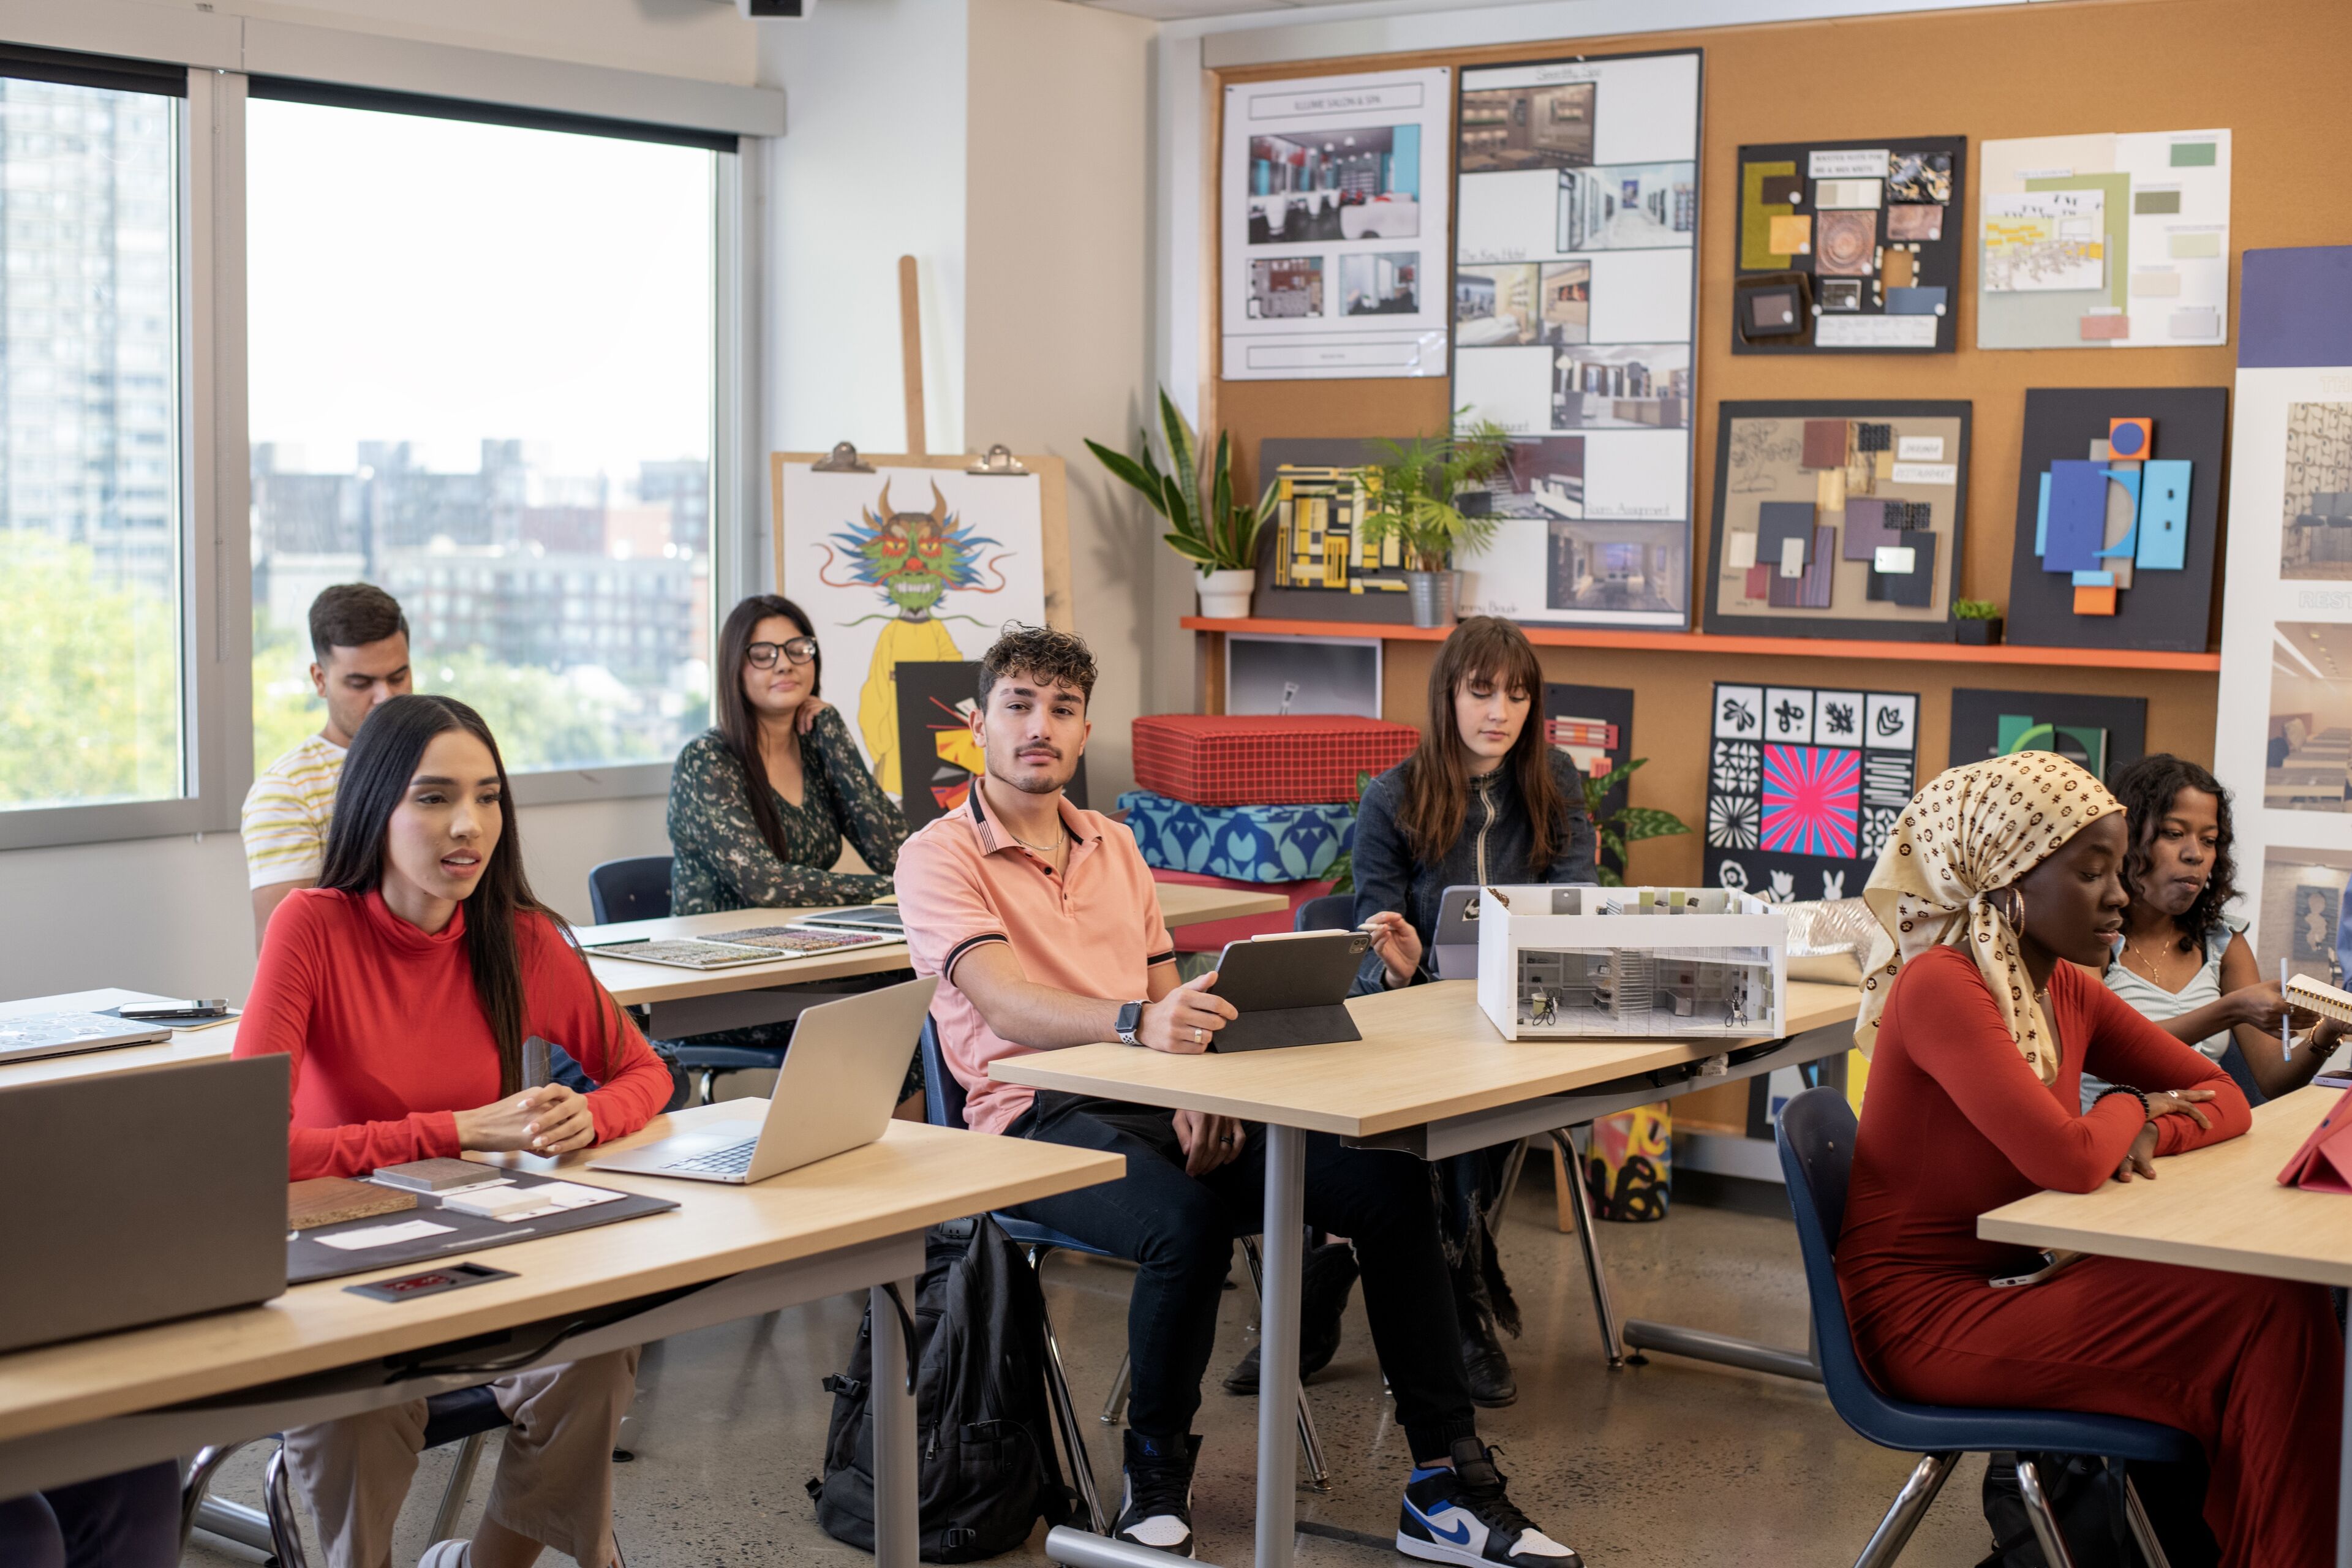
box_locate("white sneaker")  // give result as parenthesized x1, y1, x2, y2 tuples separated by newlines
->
(417, 1542, 471, 1568)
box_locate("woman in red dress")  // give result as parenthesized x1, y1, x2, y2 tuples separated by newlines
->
(1840, 753, 2340, 1566)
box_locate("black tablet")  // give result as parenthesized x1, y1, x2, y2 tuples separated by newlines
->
(1204, 930, 1368, 1052)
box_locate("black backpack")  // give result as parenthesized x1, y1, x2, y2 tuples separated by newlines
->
(809, 1216, 1073, 1561)
(1977, 1453, 2218, 1568)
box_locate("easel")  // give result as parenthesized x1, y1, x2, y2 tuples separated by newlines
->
(769, 255, 1073, 632)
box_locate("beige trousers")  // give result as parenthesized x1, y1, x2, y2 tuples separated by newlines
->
(281, 1348, 639, 1568)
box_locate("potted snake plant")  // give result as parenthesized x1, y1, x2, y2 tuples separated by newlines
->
(1087, 389, 1275, 619)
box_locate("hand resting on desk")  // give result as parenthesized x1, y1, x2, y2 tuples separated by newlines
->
(454, 1084, 597, 1156)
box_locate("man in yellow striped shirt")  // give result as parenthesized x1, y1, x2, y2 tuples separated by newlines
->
(241, 584, 412, 943)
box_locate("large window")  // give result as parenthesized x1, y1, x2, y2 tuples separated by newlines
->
(0, 69, 182, 811)
(245, 96, 718, 777)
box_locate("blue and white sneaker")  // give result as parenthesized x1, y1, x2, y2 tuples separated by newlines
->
(1397, 1439, 1582, 1568)
(1114, 1430, 1202, 1558)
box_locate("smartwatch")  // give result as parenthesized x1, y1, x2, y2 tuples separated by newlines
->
(1115, 1000, 1145, 1047)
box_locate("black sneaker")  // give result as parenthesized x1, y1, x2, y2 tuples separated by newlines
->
(1397, 1439, 1581, 1568)
(1114, 1430, 1202, 1558)
(1460, 1320, 1518, 1409)
(1223, 1242, 1359, 1394)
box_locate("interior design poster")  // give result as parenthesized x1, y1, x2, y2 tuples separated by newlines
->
(1733, 136, 1964, 354)
(1977, 129, 2231, 350)
(1705, 682, 1918, 905)
(1450, 48, 1701, 628)
(1702, 401, 1969, 641)
(1220, 69, 1453, 382)
(2212, 246, 2352, 960)
(2002, 386, 2225, 652)
(778, 465, 1047, 799)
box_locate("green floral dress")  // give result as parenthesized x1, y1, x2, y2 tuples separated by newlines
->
(666, 707, 908, 915)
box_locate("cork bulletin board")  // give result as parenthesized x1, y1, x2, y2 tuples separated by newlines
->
(1197, 0, 2351, 885)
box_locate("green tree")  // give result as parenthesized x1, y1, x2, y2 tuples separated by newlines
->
(0, 534, 181, 808)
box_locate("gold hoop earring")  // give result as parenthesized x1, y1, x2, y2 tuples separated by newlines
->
(1999, 886, 2025, 930)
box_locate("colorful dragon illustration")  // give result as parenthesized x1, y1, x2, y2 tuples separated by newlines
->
(817, 480, 1008, 796)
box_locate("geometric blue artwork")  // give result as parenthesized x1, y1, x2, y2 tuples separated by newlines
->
(2138, 458, 2193, 570)
(2043, 460, 2109, 572)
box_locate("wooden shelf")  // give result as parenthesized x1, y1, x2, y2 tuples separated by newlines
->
(1181, 617, 2221, 673)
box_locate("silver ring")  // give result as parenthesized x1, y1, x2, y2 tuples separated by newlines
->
(1193, 1027, 1205, 1044)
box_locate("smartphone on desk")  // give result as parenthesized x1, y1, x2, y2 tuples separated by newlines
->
(1989, 1250, 2085, 1289)
(118, 998, 231, 1022)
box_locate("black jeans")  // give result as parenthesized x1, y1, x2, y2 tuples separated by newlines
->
(1003, 1092, 1479, 1462)
(0, 1463, 182, 1568)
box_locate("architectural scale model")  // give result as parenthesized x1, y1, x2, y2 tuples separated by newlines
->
(1475, 884, 1789, 1040)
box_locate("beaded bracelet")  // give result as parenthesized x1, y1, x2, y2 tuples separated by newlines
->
(2093, 1085, 2152, 1120)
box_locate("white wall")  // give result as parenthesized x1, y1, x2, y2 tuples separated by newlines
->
(761, 0, 970, 459)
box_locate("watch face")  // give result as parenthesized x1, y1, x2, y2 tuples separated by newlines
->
(1116, 1001, 1142, 1037)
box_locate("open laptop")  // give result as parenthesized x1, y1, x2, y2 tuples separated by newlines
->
(0, 1055, 288, 1352)
(1430, 885, 1484, 981)
(592, 974, 938, 1184)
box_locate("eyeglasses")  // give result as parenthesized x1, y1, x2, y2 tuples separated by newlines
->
(745, 637, 819, 669)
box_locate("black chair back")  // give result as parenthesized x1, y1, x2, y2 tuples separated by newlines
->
(587, 856, 674, 924)
(1294, 894, 1355, 932)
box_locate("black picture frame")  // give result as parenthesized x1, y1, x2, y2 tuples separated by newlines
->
(2002, 386, 2227, 653)
(1947, 688, 2149, 784)
(1544, 682, 1634, 875)
(1701, 399, 1972, 643)
(1732, 135, 1965, 356)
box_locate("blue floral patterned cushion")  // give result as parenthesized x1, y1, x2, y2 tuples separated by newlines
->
(1117, 790, 1356, 883)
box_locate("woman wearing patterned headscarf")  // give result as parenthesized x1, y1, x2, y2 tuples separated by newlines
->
(1839, 755, 2339, 1564)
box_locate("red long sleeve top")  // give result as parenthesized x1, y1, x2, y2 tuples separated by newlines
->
(1838, 946, 2248, 1303)
(235, 888, 671, 1179)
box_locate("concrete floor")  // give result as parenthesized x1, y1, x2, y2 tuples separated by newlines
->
(184, 1167, 1995, 1567)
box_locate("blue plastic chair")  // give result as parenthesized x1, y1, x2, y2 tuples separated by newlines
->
(1775, 1087, 2190, 1568)
(918, 1019, 1329, 1524)
(1294, 893, 1355, 932)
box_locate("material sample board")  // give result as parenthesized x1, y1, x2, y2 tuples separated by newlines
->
(1705, 401, 1969, 640)
(1733, 137, 1964, 355)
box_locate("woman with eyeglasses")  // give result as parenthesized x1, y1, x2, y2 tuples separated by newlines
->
(667, 595, 908, 914)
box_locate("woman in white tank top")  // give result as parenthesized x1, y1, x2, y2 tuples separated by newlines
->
(2091, 755, 2345, 1107)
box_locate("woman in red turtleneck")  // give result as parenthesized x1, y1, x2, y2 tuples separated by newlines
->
(236, 694, 664, 1568)
(1841, 755, 2339, 1566)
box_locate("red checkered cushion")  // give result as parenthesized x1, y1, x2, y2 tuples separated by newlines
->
(1131, 714, 1419, 807)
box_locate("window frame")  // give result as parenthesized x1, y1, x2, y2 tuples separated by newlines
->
(0, 59, 753, 849)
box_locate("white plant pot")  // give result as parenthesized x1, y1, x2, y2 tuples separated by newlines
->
(1196, 567, 1255, 620)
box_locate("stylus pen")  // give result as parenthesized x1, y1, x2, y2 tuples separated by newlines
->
(2285, 959, 2294, 1062)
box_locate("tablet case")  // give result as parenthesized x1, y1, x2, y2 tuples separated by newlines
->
(1207, 930, 1370, 1052)
(2278, 1085, 2352, 1193)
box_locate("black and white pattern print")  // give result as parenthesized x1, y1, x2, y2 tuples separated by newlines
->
(1711, 738, 1762, 794)
(1862, 752, 1916, 809)
(1860, 804, 1904, 859)
(1708, 793, 1761, 849)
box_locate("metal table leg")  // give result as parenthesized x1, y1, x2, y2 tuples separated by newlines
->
(873, 1278, 920, 1568)
(1551, 1129, 1625, 1370)
(2337, 1311, 2351, 1568)
(1254, 1125, 1307, 1568)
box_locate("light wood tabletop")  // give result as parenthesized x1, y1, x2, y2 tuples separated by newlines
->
(1980, 1085, 2352, 1288)
(579, 881, 1289, 1006)
(0, 1105, 1120, 1447)
(990, 979, 1862, 1138)
(0, 883, 1289, 1090)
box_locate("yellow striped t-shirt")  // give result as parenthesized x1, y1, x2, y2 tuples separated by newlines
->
(242, 733, 346, 890)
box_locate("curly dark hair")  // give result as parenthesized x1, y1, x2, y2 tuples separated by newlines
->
(2109, 753, 2237, 949)
(978, 624, 1096, 710)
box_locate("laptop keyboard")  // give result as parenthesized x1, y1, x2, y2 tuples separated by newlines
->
(664, 1138, 758, 1175)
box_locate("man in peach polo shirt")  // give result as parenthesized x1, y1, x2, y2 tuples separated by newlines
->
(895, 626, 1581, 1568)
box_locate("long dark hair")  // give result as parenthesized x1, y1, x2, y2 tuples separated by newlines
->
(1395, 616, 1566, 875)
(318, 693, 610, 1096)
(715, 594, 823, 861)
(2110, 753, 2238, 950)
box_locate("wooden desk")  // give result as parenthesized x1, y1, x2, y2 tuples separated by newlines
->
(992, 978, 1863, 1568)
(1980, 1087, 2352, 1567)
(0, 1102, 1120, 1568)
(0, 883, 1288, 1091)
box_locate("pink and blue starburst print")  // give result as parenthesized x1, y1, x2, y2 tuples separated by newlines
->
(1759, 745, 1860, 859)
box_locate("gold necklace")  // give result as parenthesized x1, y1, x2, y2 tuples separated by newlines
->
(2124, 932, 2186, 982)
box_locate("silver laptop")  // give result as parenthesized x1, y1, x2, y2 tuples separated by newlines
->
(592, 975, 938, 1184)
(1431, 885, 1483, 981)
(0, 1055, 288, 1352)
(0, 1010, 172, 1066)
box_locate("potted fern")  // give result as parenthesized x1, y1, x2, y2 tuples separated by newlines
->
(1087, 389, 1275, 619)
(1355, 418, 1512, 627)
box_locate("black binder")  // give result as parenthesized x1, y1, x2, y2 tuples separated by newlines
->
(1205, 930, 1370, 1052)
